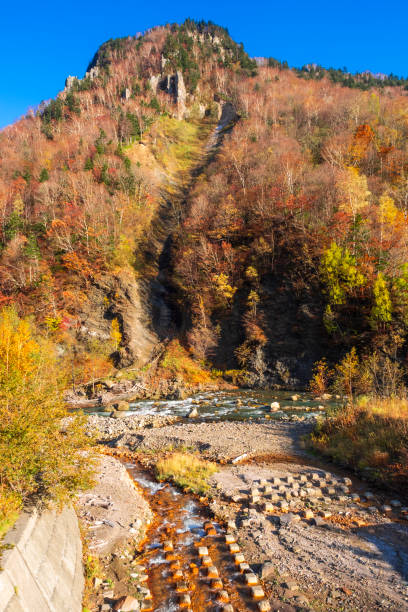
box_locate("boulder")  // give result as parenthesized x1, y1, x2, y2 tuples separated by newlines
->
(113, 595, 140, 611)
(114, 401, 130, 411)
(270, 401, 280, 411)
(260, 561, 275, 581)
(188, 407, 198, 418)
(110, 410, 128, 418)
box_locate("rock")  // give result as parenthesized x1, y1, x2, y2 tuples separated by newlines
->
(110, 410, 128, 419)
(207, 566, 219, 578)
(93, 576, 102, 589)
(291, 394, 299, 401)
(311, 517, 325, 527)
(280, 513, 297, 526)
(113, 595, 140, 611)
(343, 477, 352, 485)
(103, 379, 116, 389)
(270, 402, 280, 411)
(239, 562, 251, 573)
(257, 601, 271, 612)
(114, 401, 130, 411)
(231, 453, 248, 464)
(245, 573, 259, 585)
(178, 593, 191, 606)
(251, 585, 265, 600)
(321, 393, 332, 400)
(303, 509, 314, 519)
(260, 562, 275, 581)
(217, 590, 230, 603)
(229, 543, 240, 553)
(282, 580, 298, 590)
(188, 407, 198, 418)
(381, 505, 392, 513)
(390, 499, 402, 507)
(198, 546, 209, 556)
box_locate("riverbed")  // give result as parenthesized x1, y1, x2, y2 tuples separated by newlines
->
(84, 389, 343, 422)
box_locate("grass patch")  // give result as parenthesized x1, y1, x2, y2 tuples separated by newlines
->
(151, 116, 211, 179)
(156, 451, 217, 494)
(308, 397, 408, 491)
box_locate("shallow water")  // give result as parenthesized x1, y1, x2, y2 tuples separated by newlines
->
(86, 388, 343, 420)
(125, 461, 262, 611)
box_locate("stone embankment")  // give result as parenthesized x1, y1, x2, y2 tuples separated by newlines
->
(0, 505, 83, 612)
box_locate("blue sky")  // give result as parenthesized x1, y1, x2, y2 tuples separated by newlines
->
(1, 0, 407, 128)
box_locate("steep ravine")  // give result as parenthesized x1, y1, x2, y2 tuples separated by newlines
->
(146, 102, 240, 345)
(75, 104, 239, 376)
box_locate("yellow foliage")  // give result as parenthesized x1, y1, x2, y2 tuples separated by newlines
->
(378, 194, 398, 226)
(160, 340, 212, 385)
(110, 318, 122, 350)
(212, 273, 237, 305)
(245, 266, 259, 281)
(338, 166, 370, 218)
(0, 307, 95, 512)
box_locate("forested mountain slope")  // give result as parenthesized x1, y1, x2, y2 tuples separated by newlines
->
(1, 20, 408, 391)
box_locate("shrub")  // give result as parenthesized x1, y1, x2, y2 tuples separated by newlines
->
(159, 339, 213, 385)
(309, 398, 408, 491)
(0, 307, 94, 517)
(156, 452, 217, 494)
(309, 358, 333, 397)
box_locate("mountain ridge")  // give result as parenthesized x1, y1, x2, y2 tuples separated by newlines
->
(1, 19, 408, 395)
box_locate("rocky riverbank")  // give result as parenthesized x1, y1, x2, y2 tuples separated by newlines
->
(88, 417, 408, 611)
(77, 455, 154, 611)
(207, 461, 408, 611)
(88, 417, 313, 461)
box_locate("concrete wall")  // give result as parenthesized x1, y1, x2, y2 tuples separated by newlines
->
(0, 505, 83, 612)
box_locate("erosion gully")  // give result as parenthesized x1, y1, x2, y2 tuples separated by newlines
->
(122, 459, 266, 612)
